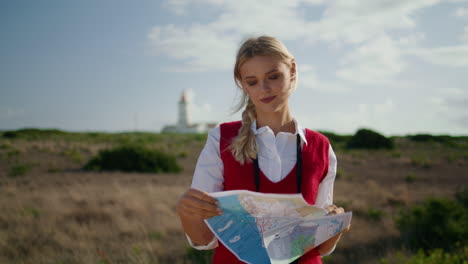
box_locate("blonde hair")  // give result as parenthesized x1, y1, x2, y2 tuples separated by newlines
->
(229, 35, 296, 164)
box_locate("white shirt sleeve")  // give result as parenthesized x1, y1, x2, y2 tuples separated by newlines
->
(191, 126, 224, 192)
(314, 144, 337, 209)
(185, 126, 223, 250)
(314, 144, 338, 257)
(185, 233, 219, 250)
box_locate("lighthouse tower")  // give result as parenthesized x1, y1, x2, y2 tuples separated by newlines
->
(178, 90, 190, 127)
(161, 90, 217, 133)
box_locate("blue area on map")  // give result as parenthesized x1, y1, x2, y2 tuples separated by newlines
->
(330, 219, 343, 235)
(207, 195, 270, 264)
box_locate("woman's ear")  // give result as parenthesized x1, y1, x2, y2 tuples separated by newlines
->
(290, 59, 297, 81)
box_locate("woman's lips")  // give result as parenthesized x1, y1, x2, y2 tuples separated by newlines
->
(260, 96, 276, 103)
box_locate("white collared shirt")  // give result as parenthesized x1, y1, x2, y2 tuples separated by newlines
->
(187, 119, 337, 255)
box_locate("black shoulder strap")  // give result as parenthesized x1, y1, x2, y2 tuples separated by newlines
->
(296, 134, 302, 193)
(253, 157, 260, 192)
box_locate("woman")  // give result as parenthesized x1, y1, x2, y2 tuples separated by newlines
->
(176, 35, 349, 264)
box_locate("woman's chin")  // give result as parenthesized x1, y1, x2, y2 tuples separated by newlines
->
(256, 106, 284, 115)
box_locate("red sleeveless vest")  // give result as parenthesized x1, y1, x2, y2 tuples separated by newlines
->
(213, 121, 330, 264)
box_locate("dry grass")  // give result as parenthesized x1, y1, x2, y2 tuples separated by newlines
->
(0, 136, 466, 264)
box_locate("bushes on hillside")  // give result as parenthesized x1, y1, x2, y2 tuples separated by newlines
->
(395, 189, 467, 252)
(2, 128, 66, 139)
(185, 247, 213, 264)
(318, 131, 352, 146)
(381, 246, 468, 264)
(83, 145, 181, 173)
(408, 134, 452, 143)
(346, 128, 394, 149)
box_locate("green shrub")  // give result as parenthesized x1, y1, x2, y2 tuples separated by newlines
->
(148, 231, 163, 241)
(456, 188, 468, 208)
(408, 134, 454, 144)
(3, 149, 20, 159)
(178, 151, 188, 158)
(8, 163, 32, 177)
(0, 142, 12, 149)
(367, 208, 384, 221)
(408, 134, 439, 142)
(395, 190, 467, 252)
(380, 246, 467, 264)
(347, 128, 394, 149)
(83, 145, 181, 173)
(410, 156, 432, 168)
(62, 149, 82, 162)
(2, 128, 66, 139)
(404, 174, 417, 183)
(22, 207, 41, 218)
(185, 247, 213, 264)
(407, 134, 468, 148)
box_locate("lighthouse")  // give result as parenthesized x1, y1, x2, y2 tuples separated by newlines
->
(178, 90, 190, 127)
(161, 90, 217, 133)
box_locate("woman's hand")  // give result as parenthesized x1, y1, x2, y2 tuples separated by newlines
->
(316, 204, 350, 255)
(325, 204, 351, 232)
(176, 188, 222, 220)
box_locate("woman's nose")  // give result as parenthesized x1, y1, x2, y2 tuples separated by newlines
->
(258, 80, 270, 91)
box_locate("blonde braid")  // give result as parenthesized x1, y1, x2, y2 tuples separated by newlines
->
(229, 96, 257, 164)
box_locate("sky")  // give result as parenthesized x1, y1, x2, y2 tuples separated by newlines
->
(1, 0, 467, 136)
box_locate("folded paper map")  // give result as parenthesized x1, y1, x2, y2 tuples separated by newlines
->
(205, 190, 352, 264)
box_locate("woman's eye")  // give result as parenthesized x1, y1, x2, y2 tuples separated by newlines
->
(247, 81, 257, 86)
(269, 74, 279, 80)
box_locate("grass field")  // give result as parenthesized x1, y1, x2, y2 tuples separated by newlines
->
(0, 130, 466, 264)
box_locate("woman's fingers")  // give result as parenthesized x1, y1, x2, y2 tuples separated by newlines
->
(178, 202, 220, 219)
(324, 204, 351, 233)
(188, 188, 219, 205)
(177, 188, 222, 219)
(325, 204, 344, 215)
(343, 224, 351, 232)
(325, 204, 337, 213)
(184, 195, 220, 213)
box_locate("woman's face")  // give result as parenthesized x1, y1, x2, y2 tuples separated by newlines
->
(239, 55, 296, 115)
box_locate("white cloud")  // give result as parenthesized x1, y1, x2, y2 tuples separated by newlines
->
(462, 26, 468, 42)
(150, 0, 325, 72)
(436, 87, 466, 96)
(149, 0, 468, 105)
(296, 99, 397, 134)
(458, 115, 468, 128)
(454, 7, 468, 18)
(397, 32, 426, 47)
(432, 88, 468, 109)
(148, 24, 237, 72)
(314, 0, 440, 44)
(183, 88, 219, 122)
(428, 87, 467, 106)
(427, 96, 445, 107)
(446, 97, 468, 108)
(162, 0, 190, 15)
(162, 0, 227, 15)
(374, 99, 395, 114)
(0, 108, 25, 119)
(336, 34, 405, 84)
(150, 0, 445, 85)
(426, 88, 468, 129)
(298, 63, 351, 92)
(408, 44, 468, 67)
